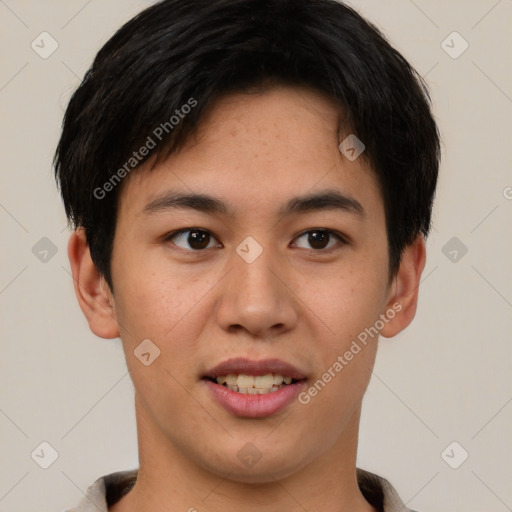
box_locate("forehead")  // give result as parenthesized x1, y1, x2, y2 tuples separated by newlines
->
(117, 85, 382, 223)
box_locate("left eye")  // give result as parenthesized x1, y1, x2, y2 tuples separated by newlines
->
(292, 229, 345, 251)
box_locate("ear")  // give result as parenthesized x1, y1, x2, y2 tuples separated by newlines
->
(379, 234, 426, 338)
(67, 228, 120, 339)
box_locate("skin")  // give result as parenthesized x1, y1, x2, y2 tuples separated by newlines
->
(68, 85, 426, 512)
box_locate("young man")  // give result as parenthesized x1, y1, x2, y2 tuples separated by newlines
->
(55, 0, 440, 510)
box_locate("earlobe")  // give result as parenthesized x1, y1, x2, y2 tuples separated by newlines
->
(380, 235, 426, 339)
(67, 228, 120, 339)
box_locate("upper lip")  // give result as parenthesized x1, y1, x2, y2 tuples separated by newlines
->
(203, 357, 307, 380)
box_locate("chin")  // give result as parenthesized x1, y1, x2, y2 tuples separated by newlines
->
(198, 443, 312, 484)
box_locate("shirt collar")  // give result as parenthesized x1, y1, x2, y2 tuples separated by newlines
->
(66, 467, 415, 512)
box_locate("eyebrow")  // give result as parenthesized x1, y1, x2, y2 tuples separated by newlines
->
(142, 189, 365, 218)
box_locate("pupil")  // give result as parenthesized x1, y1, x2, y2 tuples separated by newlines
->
(309, 231, 328, 249)
(189, 230, 209, 249)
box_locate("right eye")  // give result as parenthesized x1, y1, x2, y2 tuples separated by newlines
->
(164, 228, 222, 251)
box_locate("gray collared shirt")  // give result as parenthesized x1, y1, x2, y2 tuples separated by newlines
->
(65, 468, 417, 512)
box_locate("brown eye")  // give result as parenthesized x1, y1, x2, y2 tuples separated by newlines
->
(166, 229, 219, 251)
(293, 229, 345, 251)
(308, 231, 330, 249)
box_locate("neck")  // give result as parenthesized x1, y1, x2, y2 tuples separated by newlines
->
(110, 394, 376, 512)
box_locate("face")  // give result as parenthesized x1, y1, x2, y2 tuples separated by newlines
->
(108, 85, 394, 482)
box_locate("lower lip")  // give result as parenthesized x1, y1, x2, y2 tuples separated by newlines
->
(202, 379, 306, 418)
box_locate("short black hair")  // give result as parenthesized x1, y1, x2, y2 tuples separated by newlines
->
(54, 0, 440, 291)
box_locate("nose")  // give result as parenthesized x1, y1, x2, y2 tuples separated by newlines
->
(215, 241, 299, 339)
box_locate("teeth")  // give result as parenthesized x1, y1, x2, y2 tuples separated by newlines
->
(214, 373, 296, 394)
(273, 374, 284, 385)
(241, 385, 280, 395)
(225, 375, 237, 386)
(254, 375, 274, 388)
(237, 375, 254, 388)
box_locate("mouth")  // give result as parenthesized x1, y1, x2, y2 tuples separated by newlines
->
(203, 373, 301, 395)
(201, 357, 307, 417)
(202, 357, 307, 394)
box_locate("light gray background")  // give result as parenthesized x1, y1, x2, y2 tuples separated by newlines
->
(1, 1, 511, 511)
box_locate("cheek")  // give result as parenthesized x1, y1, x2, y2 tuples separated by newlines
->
(112, 265, 220, 403)
(296, 274, 383, 436)
(303, 260, 388, 344)
(113, 274, 205, 427)
(114, 263, 200, 345)
(297, 251, 387, 406)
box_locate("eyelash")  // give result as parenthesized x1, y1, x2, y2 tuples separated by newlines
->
(163, 228, 350, 253)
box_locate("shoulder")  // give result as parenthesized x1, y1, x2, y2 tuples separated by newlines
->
(63, 474, 107, 512)
(63, 469, 138, 512)
(357, 468, 419, 512)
